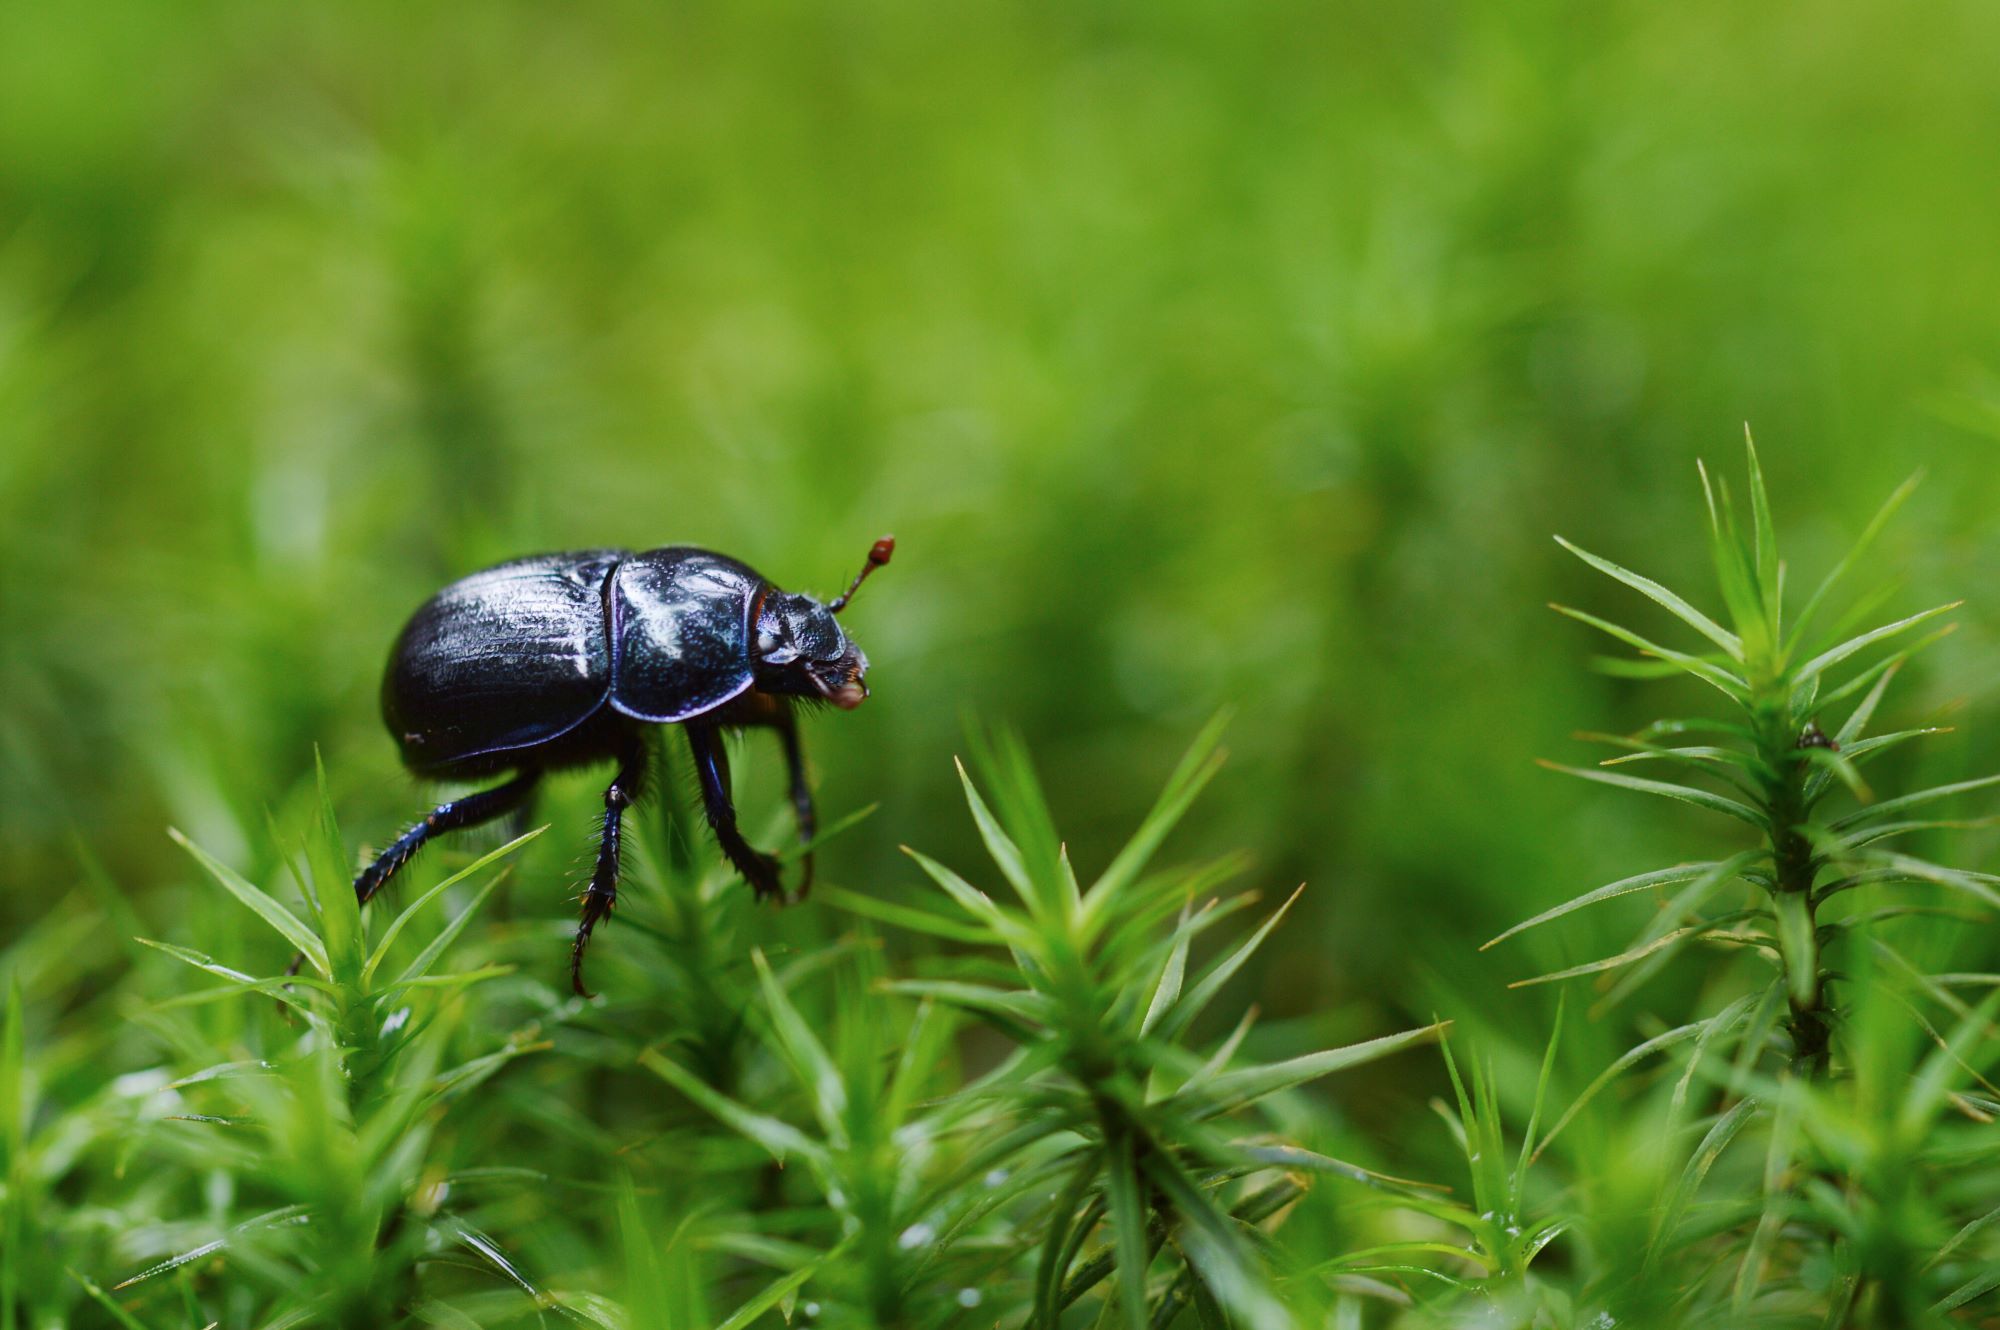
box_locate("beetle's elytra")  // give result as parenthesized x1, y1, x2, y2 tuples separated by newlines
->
(359, 537, 893, 995)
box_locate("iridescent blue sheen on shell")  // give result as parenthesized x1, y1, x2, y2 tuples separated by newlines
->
(608, 548, 760, 723)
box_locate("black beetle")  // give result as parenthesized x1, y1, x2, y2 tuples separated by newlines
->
(357, 536, 893, 995)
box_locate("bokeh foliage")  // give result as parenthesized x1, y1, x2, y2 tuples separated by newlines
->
(4, 0, 2000, 1324)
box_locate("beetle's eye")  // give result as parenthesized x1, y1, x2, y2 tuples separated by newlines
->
(756, 630, 783, 655)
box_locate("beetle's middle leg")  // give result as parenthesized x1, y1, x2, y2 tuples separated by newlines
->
(572, 731, 648, 999)
(685, 722, 785, 902)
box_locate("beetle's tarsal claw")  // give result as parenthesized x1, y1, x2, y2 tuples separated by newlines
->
(570, 929, 597, 999)
(736, 849, 788, 903)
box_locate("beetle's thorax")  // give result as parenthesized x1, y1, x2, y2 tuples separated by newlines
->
(753, 590, 870, 709)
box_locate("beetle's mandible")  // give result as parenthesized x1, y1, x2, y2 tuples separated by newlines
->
(358, 536, 894, 995)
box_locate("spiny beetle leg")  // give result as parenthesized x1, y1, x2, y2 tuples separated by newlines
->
(283, 769, 544, 983)
(354, 770, 543, 909)
(572, 734, 647, 998)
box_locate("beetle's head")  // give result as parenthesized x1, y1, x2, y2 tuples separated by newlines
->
(752, 536, 894, 711)
(754, 593, 871, 708)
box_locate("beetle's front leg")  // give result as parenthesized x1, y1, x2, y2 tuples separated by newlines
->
(685, 722, 785, 902)
(571, 732, 647, 998)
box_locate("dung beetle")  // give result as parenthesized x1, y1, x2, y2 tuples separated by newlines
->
(358, 536, 893, 995)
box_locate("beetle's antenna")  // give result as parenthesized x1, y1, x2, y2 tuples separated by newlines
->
(829, 536, 895, 613)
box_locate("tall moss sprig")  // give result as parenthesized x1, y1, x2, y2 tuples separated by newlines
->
(1481, 442, 2000, 1321)
(1490, 440, 1989, 1075)
(113, 767, 551, 1325)
(726, 719, 1449, 1328)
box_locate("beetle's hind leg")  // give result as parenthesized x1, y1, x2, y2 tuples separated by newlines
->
(571, 731, 648, 999)
(685, 722, 786, 903)
(355, 770, 543, 909)
(281, 769, 542, 981)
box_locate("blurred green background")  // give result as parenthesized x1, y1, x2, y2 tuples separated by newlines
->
(5, 0, 2000, 1057)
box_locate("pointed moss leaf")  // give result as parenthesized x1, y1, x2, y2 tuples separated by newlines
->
(1140, 1150, 1291, 1330)
(1794, 601, 1960, 685)
(817, 885, 994, 944)
(1743, 433, 1780, 631)
(1786, 470, 1920, 657)
(1034, 1153, 1102, 1326)
(69, 1268, 162, 1330)
(169, 828, 329, 976)
(1539, 761, 1766, 827)
(1670, 993, 1759, 1123)
(778, 801, 879, 865)
(1235, 1145, 1445, 1198)
(1814, 633, 1946, 719)
(1533, 1018, 1711, 1161)
(751, 950, 847, 1136)
(1592, 738, 1774, 782)
(1550, 603, 1746, 697)
(3, 979, 23, 1166)
(1833, 658, 1899, 745)
(1937, 1269, 2000, 1316)
(1859, 853, 2000, 911)
(1831, 728, 1946, 766)
(1799, 746, 1871, 804)
(954, 756, 1044, 917)
(1083, 711, 1229, 937)
(394, 874, 503, 986)
(1901, 989, 2000, 1138)
(1189, 1021, 1445, 1117)
(109, 1204, 312, 1292)
(1154, 886, 1303, 1042)
(900, 846, 1030, 945)
(1554, 536, 1742, 658)
(1638, 716, 1757, 743)
(1633, 850, 1766, 949)
(134, 939, 329, 1015)
(309, 750, 364, 982)
(430, 1039, 550, 1103)
(1832, 772, 2000, 831)
(1651, 1096, 1758, 1259)
(1836, 816, 2000, 852)
(966, 725, 1073, 915)
(1104, 1130, 1152, 1330)
(884, 998, 949, 1129)
(1140, 902, 1195, 1037)
(1485, 862, 1732, 951)
(1175, 1005, 1257, 1101)
(1590, 655, 1701, 680)
(716, 1256, 831, 1330)
(1515, 992, 1564, 1202)
(1510, 926, 1711, 989)
(108, 1236, 227, 1295)
(364, 826, 544, 984)
(1703, 474, 1771, 655)
(886, 980, 1055, 1032)
(640, 1050, 827, 1169)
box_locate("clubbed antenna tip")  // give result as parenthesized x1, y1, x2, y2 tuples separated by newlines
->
(830, 535, 895, 613)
